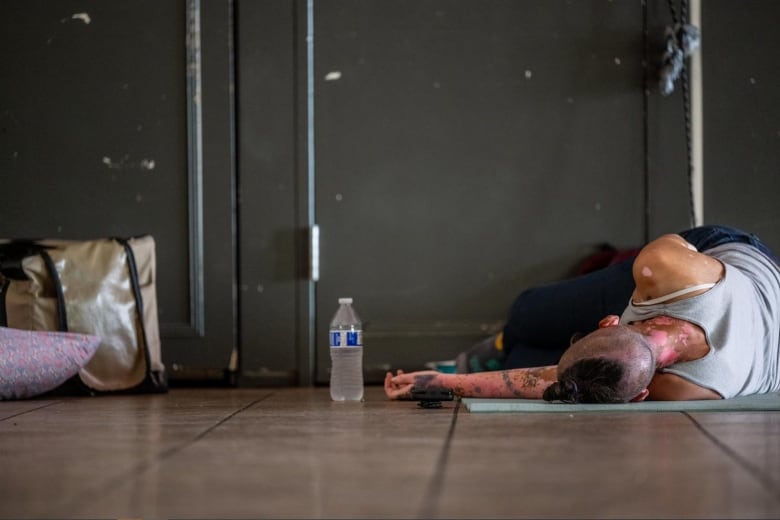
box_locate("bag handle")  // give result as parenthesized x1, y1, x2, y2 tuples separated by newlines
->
(0, 240, 51, 280)
(39, 250, 69, 332)
(115, 238, 162, 387)
(0, 241, 66, 330)
(0, 276, 8, 327)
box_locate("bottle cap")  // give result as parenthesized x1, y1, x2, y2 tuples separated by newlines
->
(338, 297, 353, 304)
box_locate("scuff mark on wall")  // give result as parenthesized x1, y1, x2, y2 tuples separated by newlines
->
(103, 156, 121, 169)
(102, 156, 157, 171)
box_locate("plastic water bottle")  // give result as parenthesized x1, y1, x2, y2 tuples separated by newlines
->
(329, 297, 364, 401)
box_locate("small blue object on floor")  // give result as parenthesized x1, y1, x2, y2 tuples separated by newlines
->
(462, 393, 780, 413)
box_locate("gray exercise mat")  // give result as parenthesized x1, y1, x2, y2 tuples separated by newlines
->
(462, 392, 780, 413)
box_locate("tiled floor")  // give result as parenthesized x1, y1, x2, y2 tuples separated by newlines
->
(1, 386, 779, 519)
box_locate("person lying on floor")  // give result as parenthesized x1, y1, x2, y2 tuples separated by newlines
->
(384, 225, 780, 403)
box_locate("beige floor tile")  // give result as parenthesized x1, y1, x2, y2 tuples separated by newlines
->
(2, 387, 779, 519)
(71, 388, 453, 518)
(0, 389, 274, 517)
(688, 412, 780, 487)
(437, 410, 780, 519)
(0, 399, 59, 420)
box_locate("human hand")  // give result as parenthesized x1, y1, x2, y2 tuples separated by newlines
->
(598, 315, 620, 328)
(384, 369, 442, 400)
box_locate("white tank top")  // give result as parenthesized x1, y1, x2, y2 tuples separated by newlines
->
(620, 242, 780, 398)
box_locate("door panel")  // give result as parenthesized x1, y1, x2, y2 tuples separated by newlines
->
(0, 0, 236, 378)
(235, 0, 305, 384)
(313, 0, 647, 382)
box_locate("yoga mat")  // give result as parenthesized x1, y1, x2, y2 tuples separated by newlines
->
(462, 392, 780, 413)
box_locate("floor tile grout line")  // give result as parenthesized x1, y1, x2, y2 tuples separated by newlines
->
(45, 392, 276, 516)
(682, 411, 780, 504)
(185, 393, 275, 445)
(0, 400, 62, 422)
(418, 399, 461, 519)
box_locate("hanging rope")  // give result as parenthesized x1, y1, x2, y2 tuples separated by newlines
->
(660, 1, 700, 96)
(660, 0, 700, 228)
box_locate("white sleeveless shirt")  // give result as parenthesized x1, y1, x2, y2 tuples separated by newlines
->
(620, 242, 780, 398)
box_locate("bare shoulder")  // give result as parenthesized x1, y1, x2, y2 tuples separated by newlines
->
(647, 372, 723, 400)
(632, 234, 724, 304)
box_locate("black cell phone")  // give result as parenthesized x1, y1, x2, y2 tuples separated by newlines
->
(410, 386, 454, 402)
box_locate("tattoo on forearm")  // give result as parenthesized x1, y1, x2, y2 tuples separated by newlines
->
(414, 374, 437, 386)
(522, 369, 542, 389)
(501, 371, 514, 390)
(501, 371, 523, 397)
(501, 367, 551, 398)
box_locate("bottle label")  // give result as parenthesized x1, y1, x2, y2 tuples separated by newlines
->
(329, 330, 363, 347)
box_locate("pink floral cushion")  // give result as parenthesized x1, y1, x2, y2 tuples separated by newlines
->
(0, 326, 100, 400)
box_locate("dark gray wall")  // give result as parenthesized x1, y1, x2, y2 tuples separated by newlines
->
(2, 0, 779, 384)
(703, 0, 780, 243)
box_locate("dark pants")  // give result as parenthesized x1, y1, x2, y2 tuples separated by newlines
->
(502, 225, 779, 369)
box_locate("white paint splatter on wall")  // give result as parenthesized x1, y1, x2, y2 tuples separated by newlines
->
(102, 156, 120, 169)
(325, 71, 342, 81)
(71, 13, 91, 24)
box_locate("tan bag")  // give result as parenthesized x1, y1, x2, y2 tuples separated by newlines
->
(0, 236, 167, 394)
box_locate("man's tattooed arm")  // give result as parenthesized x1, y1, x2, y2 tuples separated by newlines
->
(445, 366, 558, 399)
(385, 366, 558, 400)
